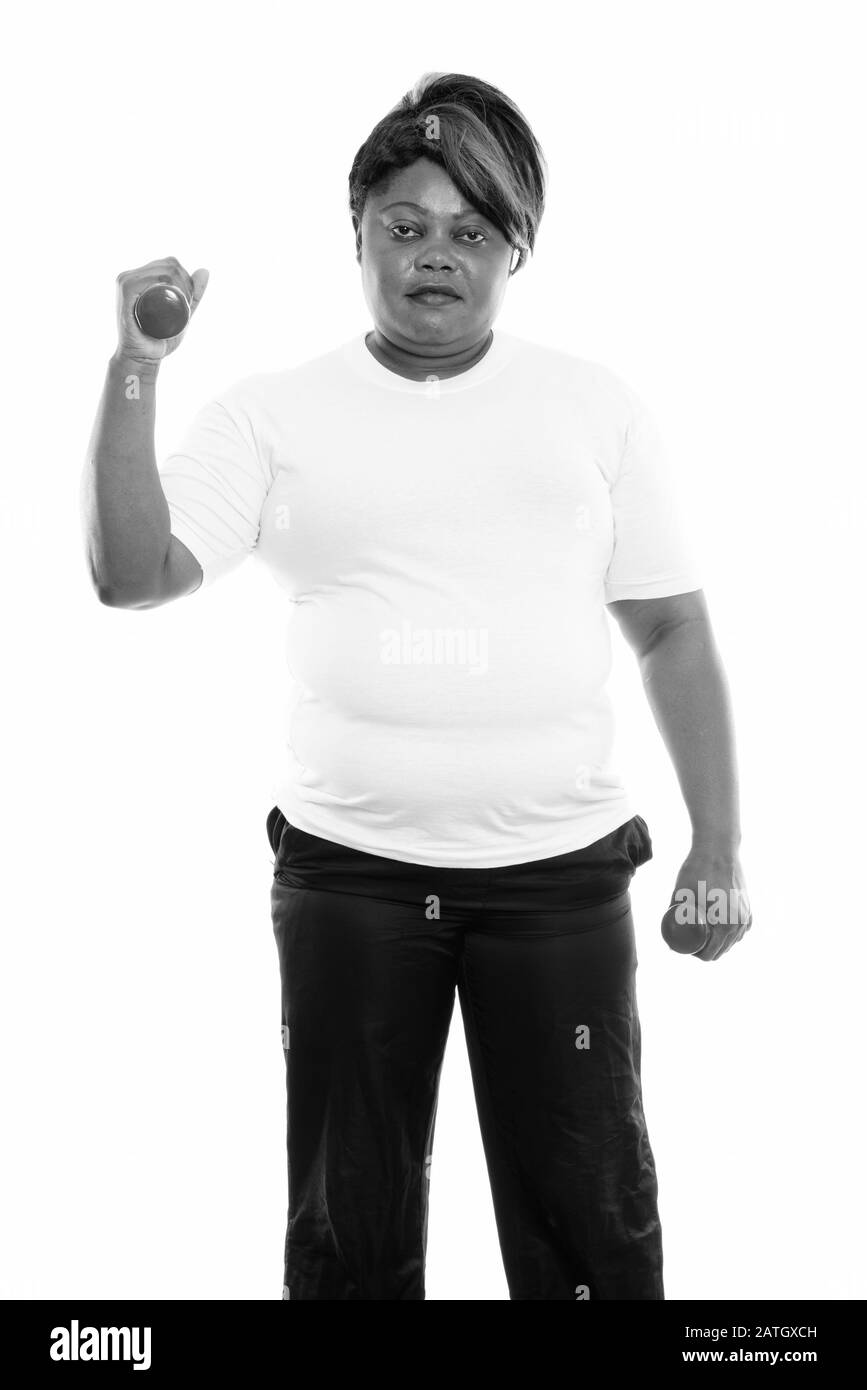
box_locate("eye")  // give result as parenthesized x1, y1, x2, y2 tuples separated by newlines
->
(388, 223, 489, 244)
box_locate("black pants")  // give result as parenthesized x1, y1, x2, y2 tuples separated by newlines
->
(265, 808, 663, 1301)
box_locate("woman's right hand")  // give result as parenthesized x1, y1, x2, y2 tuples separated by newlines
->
(114, 256, 209, 363)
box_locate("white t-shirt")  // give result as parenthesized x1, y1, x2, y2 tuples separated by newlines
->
(159, 329, 702, 867)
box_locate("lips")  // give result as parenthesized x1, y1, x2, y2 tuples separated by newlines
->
(408, 290, 461, 306)
(407, 285, 461, 301)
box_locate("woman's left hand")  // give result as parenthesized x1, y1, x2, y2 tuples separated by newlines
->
(661, 845, 752, 961)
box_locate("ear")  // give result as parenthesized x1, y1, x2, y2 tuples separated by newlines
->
(351, 215, 362, 264)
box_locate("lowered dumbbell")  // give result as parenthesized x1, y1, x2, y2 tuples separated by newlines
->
(660, 903, 711, 954)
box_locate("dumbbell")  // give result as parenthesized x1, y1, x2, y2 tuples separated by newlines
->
(133, 283, 191, 339)
(660, 903, 711, 954)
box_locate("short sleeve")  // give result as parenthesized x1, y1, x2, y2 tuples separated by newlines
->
(159, 384, 270, 591)
(603, 382, 703, 603)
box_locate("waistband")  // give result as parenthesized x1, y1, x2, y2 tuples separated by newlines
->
(266, 808, 652, 923)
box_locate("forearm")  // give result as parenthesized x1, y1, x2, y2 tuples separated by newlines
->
(80, 351, 171, 602)
(637, 618, 741, 850)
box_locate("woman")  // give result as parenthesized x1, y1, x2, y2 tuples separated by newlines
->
(83, 71, 751, 1300)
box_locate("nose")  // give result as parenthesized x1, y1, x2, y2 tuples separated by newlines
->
(414, 236, 458, 275)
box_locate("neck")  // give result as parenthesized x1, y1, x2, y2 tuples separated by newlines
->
(365, 328, 494, 381)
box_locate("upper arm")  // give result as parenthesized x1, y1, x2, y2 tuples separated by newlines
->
(606, 588, 708, 655)
(601, 376, 703, 606)
(156, 384, 270, 593)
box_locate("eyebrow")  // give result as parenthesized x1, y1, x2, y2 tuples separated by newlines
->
(379, 200, 486, 220)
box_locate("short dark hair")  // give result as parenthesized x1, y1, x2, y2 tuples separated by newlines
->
(348, 72, 548, 273)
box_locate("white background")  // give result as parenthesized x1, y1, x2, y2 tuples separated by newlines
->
(1, 0, 864, 1300)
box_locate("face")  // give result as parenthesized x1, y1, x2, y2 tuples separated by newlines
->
(354, 157, 516, 354)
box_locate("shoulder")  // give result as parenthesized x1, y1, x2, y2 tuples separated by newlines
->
(211, 339, 354, 416)
(501, 332, 642, 423)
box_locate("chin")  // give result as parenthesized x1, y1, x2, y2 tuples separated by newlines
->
(399, 312, 462, 338)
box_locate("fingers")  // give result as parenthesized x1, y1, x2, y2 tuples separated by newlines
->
(695, 927, 728, 961)
(150, 259, 209, 316)
(156, 255, 196, 304)
(693, 900, 753, 962)
(693, 921, 719, 961)
(189, 267, 210, 313)
(128, 256, 196, 302)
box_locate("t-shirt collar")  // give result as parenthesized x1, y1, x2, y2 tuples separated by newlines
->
(342, 327, 515, 394)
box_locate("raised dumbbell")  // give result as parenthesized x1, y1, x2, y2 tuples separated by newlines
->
(133, 283, 191, 340)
